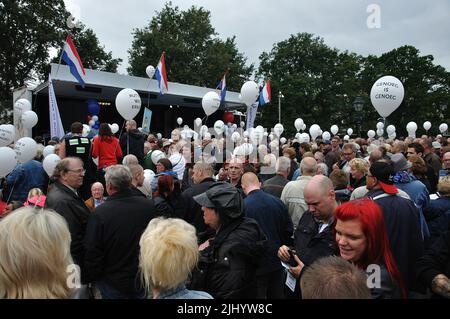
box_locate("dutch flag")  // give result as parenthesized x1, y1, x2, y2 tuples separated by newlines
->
(259, 80, 271, 106)
(62, 35, 87, 88)
(217, 72, 227, 104)
(155, 52, 169, 95)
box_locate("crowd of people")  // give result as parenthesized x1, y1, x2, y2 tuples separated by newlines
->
(1, 119, 450, 299)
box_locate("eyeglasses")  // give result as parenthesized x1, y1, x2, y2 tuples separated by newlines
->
(67, 168, 86, 174)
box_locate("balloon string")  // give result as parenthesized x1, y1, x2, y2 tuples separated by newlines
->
(6, 174, 18, 204)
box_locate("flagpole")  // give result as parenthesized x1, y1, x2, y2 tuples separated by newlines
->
(55, 32, 72, 78)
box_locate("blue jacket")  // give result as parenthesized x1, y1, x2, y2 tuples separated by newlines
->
(156, 284, 212, 299)
(5, 160, 47, 202)
(244, 189, 293, 274)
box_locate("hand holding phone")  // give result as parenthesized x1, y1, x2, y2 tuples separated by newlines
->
(288, 249, 298, 267)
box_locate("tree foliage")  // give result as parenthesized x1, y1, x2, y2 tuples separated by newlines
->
(0, 0, 68, 98)
(258, 33, 450, 137)
(52, 24, 123, 73)
(127, 2, 253, 91)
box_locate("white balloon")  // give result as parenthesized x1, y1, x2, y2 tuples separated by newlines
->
(243, 131, 249, 138)
(82, 124, 90, 137)
(376, 122, 384, 129)
(370, 75, 404, 118)
(194, 118, 202, 127)
(92, 115, 99, 122)
(145, 65, 155, 79)
(386, 125, 396, 135)
(14, 98, 31, 115)
(347, 128, 353, 136)
(204, 132, 212, 140)
(423, 121, 431, 131)
(231, 131, 241, 142)
(322, 131, 331, 141)
(89, 120, 95, 127)
(300, 133, 311, 143)
(294, 118, 304, 132)
(156, 133, 162, 140)
(42, 154, 60, 177)
(274, 123, 284, 136)
(330, 125, 339, 135)
(115, 88, 141, 120)
(268, 133, 274, 140)
(240, 81, 259, 106)
(302, 123, 307, 131)
(151, 150, 165, 165)
(376, 128, 384, 137)
(280, 137, 287, 144)
(14, 137, 37, 163)
(295, 133, 301, 140)
(240, 121, 245, 128)
(43, 145, 55, 158)
(344, 135, 350, 141)
(439, 123, 448, 133)
(367, 130, 376, 138)
(201, 91, 220, 116)
(309, 124, 321, 140)
(406, 121, 418, 137)
(214, 120, 225, 136)
(177, 117, 183, 126)
(232, 124, 238, 129)
(388, 132, 397, 140)
(241, 143, 254, 156)
(111, 123, 119, 134)
(20, 110, 38, 129)
(0, 147, 17, 177)
(0, 124, 15, 147)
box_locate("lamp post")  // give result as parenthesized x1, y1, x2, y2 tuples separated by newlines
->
(353, 96, 364, 137)
(278, 91, 284, 123)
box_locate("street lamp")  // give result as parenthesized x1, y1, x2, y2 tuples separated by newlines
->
(353, 96, 364, 137)
(278, 91, 284, 123)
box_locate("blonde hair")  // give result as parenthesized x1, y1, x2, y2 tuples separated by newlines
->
(27, 188, 44, 200)
(438, 176, 450, 197)
(349, 158, 369, 174)
(139, 217, 198, 291)
(0, 207, 73, 299)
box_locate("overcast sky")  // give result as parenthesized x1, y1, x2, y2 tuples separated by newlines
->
(64, 0, 450, 75)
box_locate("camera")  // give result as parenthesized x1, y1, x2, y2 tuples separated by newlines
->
(288, 249, 297, 267)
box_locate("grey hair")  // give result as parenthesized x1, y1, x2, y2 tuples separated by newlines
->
(105, 165, 132, 191)
(317, 163, 329, 176)
(275, 156, 291, 173)
(193, 162, 214, 176)
(300, 157, 318, 176)
(122, 154, 139, 166)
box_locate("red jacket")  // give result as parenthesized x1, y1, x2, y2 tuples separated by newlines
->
(91, 136, 123, 169)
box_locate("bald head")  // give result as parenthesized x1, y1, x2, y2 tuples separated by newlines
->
(241, 172, 261, 195)
(300, 157, 318, 176)
(304, 175, 334, 198)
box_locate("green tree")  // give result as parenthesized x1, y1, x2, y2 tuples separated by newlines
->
(127, 2, 253, 91)
(52, 24, 123, 73)
(0, 0, 69, 121)
(359, 46, 450, 137)
(257, 33, 363, 136)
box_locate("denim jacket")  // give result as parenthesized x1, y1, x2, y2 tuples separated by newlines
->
(156, 284, 213, 299)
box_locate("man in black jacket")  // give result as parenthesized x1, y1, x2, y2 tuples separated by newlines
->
(181, 162, 216, 233)
(45, 157, 91, 271)
(278, 175, 338, 298)
(83, 165, 156, 299)
(120, 120, 145, 165)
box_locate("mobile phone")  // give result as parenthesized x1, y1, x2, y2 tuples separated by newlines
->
(288, 249, 297, 267)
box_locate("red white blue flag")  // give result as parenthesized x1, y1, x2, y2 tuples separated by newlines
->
(259, 80, 271, 106)
(217, 72, 227, 104)
(62, 35, 86, 88)
(155, 52, 169, 95)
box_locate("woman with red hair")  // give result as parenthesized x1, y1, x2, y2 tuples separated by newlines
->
(334, 198, 406, 298)
(154, 174, 183, 218)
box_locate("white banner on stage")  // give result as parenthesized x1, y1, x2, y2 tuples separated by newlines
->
(48, 75, 65, 139)
(246, 101, 259, 131)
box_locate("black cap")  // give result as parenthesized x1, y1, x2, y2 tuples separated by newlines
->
(193, 182, 243, 218)
(369, 161, 398, 194)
